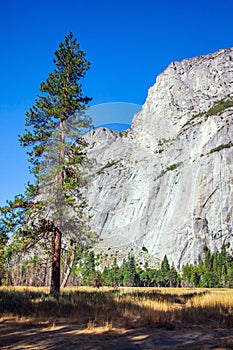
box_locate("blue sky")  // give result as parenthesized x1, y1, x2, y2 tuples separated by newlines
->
(1, 0, 233, 205)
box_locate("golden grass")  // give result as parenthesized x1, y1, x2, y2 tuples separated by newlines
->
(0, 286, 232, 329)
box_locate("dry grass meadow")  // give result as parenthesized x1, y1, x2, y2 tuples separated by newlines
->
(0, 286, 233, 349)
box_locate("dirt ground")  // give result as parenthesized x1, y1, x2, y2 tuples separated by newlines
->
(0, 319, 233, 350)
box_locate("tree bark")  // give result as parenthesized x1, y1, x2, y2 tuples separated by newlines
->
(50, 119, 65, 296)
(61, 242, 76, 288)
(50, 226, 62, 296)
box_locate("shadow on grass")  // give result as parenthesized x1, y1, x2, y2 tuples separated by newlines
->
(0, 288, 233, 349)
(0, 289, 209, 326)
(0, 319, 233, 350)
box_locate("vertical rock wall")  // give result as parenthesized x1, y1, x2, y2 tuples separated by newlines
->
(84, 48, 233, 267)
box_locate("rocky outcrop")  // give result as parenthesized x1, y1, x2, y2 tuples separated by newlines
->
(83, 48, 233, 268)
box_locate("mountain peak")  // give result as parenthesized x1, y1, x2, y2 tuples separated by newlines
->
(84, 48, 233, 267)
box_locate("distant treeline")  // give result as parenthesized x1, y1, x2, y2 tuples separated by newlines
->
(78, 245, 233, 288)
(1, 244, 232, 288)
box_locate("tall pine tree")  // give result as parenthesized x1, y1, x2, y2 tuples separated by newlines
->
(0, 32, 92, 295)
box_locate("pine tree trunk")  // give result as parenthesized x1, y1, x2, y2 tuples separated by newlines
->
(61, 243, 76, 288)
(43, 262, 48, 286)
(61, 242, 76, 288)
(50, 119, 65, 296)
(50, 227, 62, 296)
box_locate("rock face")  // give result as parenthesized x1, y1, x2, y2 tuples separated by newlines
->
(84, 48, 233, 268)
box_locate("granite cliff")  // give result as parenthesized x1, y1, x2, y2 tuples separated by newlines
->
(83, 48, 233, 268)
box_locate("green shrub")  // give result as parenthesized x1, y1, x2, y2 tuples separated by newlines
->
(97, 160, 120, 174)
(209, 142, 233, 154)
(206, 99, 233, 117)
(157, 162, 182, 179)
(181, 98, 233, 130)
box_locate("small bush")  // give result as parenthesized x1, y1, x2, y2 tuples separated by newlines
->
(209, 142, 233, 154)
(97, 160, 120, 174)
(206, 99, 233, 117)
(181, 98, 233, 130)
(158, 162, 182, 178)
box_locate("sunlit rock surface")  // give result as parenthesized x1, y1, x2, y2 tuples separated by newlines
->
(83, 48, 233, 268)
